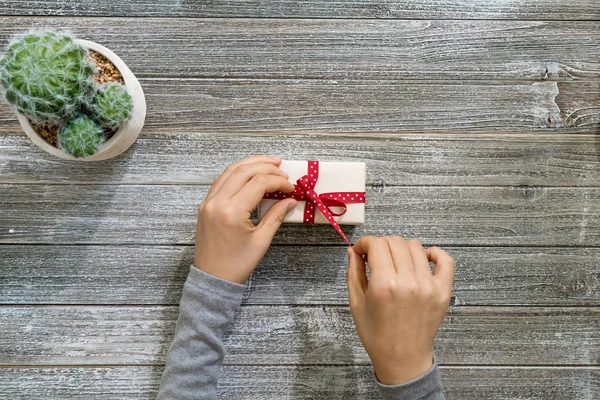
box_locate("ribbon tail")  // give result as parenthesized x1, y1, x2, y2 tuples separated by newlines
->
(311, 195, 352, 247)
(331, 220, 351, 247)
(340, 231, 352, 247)
(295, 166, 353, 247)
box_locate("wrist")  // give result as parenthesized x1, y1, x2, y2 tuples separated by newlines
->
(373, 352, 434, 385)
(194, 263, 250, 285)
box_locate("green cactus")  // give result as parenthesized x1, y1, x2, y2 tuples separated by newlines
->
(58, 115, 104, 158)
(89, 83, 133, 129)
(0, 30, 94, 122)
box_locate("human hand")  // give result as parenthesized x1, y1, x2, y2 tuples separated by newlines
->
(194, 155, 297, 284)
(346, 236, 455, 385)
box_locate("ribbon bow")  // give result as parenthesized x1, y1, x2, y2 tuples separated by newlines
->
(263, 161, 365, 246)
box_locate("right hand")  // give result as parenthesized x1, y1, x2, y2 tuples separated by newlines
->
(346, 236, 455, 385)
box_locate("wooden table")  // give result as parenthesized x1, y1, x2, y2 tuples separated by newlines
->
(1, 2, 599, 398)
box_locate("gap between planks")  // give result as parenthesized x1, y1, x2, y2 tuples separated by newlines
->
(1, 364, 599, 369)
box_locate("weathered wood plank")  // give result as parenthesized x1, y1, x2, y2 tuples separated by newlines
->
(0, 306, 597, 365)
(1, 366, 598, 400)
(0, 18, 598, 80)
(2, 133, 600, 186)
(2, 79, 597, 134)
(0, 367, 162, 398)
(1, 245, 599, 306)
(1, 1, 599, 21)
(219, 366, 600, 400)
(0, 185, 598, 246)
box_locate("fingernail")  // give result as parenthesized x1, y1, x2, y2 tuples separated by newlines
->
(269, 155, 281, 161)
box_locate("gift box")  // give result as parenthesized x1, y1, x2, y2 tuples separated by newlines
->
(258, 160, 366, 225)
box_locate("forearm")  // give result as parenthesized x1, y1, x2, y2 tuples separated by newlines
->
(375, 360, 445, 400)
(157, 265, 245, 400)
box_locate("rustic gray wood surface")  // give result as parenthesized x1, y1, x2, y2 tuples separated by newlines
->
(1, 306, 598, 365)
(1, 80, 598, 133)
(2, 245, 598, 306)
(2, 366, 599, 400)
(2, 185, 598, 246)
(0, 1, 599, 399)
(2, 134, 600, 186)
(0, 19, 599, 80)
(1, 0, 599, 20)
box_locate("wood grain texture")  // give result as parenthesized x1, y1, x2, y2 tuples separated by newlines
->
(1, 245, 599, 306)
(1, 366, 598, 400)
(3, 78, 599, 137)
(0, 18, 599, 80)
(0, 367, 162, 399)
(2, 133, 600, 186)
(3, 79, 598, 134)
(0, 306, 598, 366)
(1, 185, 598, 246)
(1, 1, 600, 20)
(218, 366, 600, 400)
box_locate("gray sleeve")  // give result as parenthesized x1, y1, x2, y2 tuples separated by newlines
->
(375, 361, 445, 400)
(157, 265, 246, 400)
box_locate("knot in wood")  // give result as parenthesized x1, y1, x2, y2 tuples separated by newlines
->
(370, 179, 387, 193)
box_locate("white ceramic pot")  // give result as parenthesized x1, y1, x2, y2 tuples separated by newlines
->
(16, 39, 146, 161)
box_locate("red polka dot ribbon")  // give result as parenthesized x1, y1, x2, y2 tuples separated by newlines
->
(263, 161, 365, 246)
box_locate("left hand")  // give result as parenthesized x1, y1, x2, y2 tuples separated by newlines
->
(194, 155, 297, 284)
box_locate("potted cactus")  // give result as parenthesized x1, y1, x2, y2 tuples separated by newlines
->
(0, 30, 145, 160)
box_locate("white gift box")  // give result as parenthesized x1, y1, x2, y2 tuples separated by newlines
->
(258, 160, 366, 225)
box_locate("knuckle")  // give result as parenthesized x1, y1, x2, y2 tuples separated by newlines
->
(374, 279, 399, 298)
(404, 281, 420, 296)
(373, 237, 387, 246)
(387, 236, 407, 248)
(251, 174, 268, 186)
(198, 201, 213, 215)
(235, 164, 252, 175)
(420, 285, 436, 301)
(389, 236, 406, 243)
(220, 205, 238, 225)
(275, 211, 286, 224)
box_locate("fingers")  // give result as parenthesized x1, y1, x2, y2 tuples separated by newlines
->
(347, 247, 368, 304)
(256, 198, 297, 241)
(208, 155, 284, 199)
(217, 162, 291, 201)
(352, 236, 395, 279)
(233, 174, 295, 211)
(406, 240, 432, 280)
(385, 237, 414, 276)
(426, 246, 455, 298)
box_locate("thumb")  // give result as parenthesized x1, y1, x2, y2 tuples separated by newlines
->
(257, 198, 297, 240)
(347, 247, 367, 305)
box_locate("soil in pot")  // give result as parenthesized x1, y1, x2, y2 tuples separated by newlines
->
(29, 49, 126, 148)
